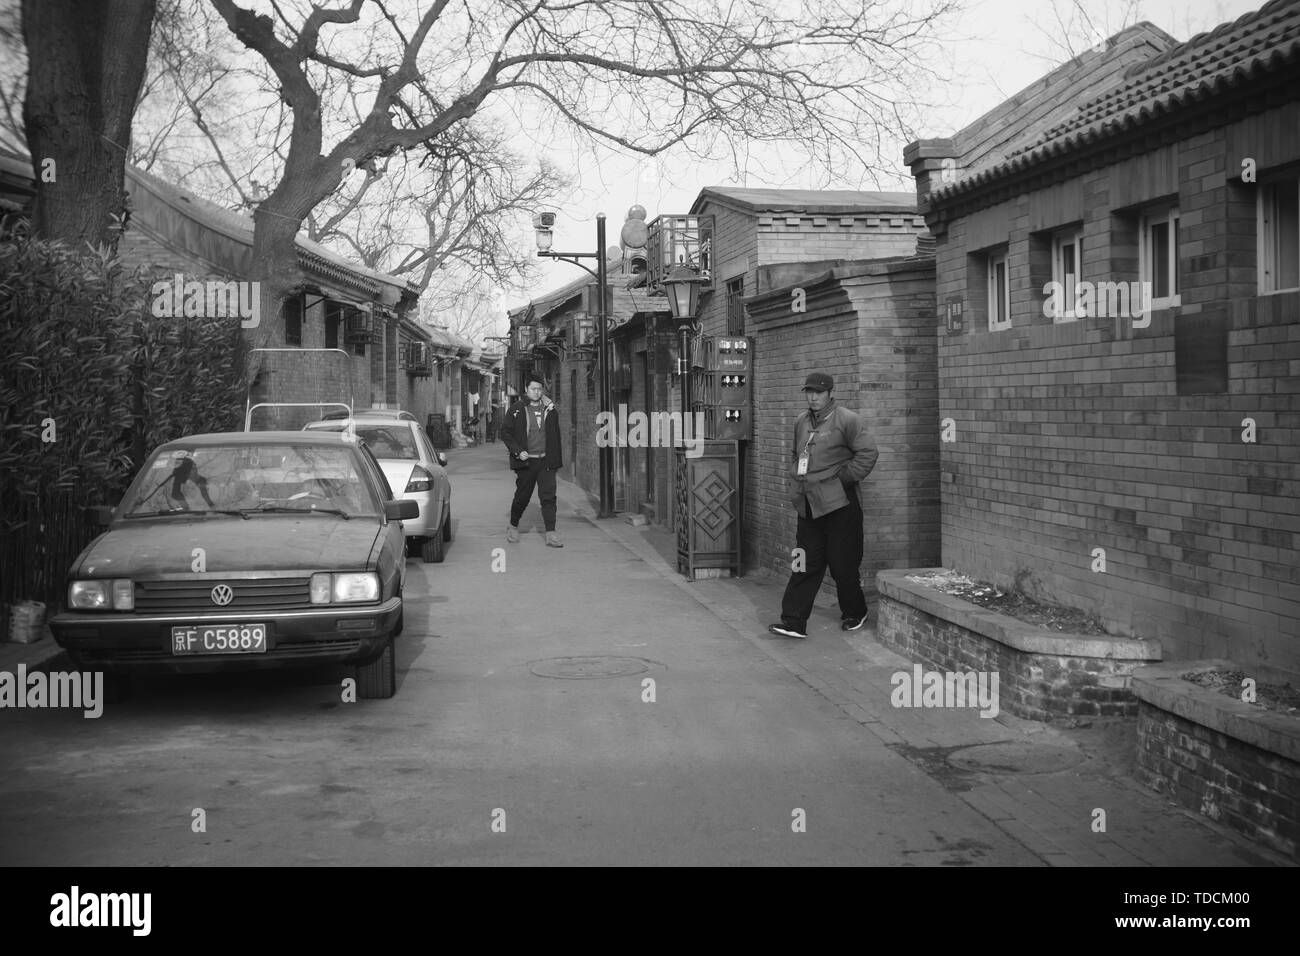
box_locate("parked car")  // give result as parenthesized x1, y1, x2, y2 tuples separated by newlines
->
(49, 431, 417, 699)
(303, 414, 452, 563)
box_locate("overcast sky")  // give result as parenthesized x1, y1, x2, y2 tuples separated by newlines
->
(502, 0, 1260, 325)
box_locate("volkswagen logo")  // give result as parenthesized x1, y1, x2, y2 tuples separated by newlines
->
(210, 585, 234, 607)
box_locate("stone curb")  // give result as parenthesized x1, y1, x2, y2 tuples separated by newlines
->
(878, 568, 1162, 660)
(1132, 659, 1300, 763)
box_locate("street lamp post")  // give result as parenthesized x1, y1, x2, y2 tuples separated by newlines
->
(534, 211, 614, 519)
(663, 264, 705, 421)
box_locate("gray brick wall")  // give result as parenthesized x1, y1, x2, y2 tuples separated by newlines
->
(925, 105, 1300, 671)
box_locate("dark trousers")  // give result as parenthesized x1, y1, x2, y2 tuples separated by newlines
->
(780, 492, 867, 630)
(510, 460, 557, 531)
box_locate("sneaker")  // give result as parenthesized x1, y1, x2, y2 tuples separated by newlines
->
(768, 623, 807, 639)
(545, 531, 564, 548)
(841, 611, 869, 631)
(506, 524, 519, 543)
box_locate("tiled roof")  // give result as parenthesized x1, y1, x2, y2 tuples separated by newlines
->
(0, 150, 417, 299)
(931, 0, 1300, 201)
(125, 165, 417, 296)
(421, 325, 475, 355)
(508, 251, 624, 324)
(939, 23, 1177, 181)
(694, 187, 916, 215)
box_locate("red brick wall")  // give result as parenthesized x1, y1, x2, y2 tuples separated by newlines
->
(925, 102, 1300, 672)
(1137, 702, 1298, 860)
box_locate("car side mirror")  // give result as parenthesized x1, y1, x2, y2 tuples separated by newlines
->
(436, 452, 448, 467)
(87, 505, 115, 527)
(386, 499, 419, 521)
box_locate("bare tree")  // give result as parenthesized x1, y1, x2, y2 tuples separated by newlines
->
(0, 3, 25, 151)
(20, 0, 157, 249)
(1024, 0, 1145, 64)
(307, 123, 567, 296)
(205, 0, 956, 344)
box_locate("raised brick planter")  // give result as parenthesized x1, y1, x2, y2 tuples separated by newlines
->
(1133, 660, 1300, 861)
(876, 568, 1161, 721)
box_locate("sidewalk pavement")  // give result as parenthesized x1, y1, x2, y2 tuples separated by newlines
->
(551, 474, 1291, 867)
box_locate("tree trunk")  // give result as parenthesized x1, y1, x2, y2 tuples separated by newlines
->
(21, 0, 156, 250)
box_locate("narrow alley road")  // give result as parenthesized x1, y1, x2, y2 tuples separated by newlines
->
(0, 443, 1042, 865)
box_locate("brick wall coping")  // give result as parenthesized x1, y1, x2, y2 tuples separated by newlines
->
(877, 568, 1162, 660)
(744, 255, 936, 308)
(1132, 660, 1300, 764)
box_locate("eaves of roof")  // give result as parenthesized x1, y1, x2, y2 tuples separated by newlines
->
(691, 186, 917, 217)
(929, 0, 1300, 205)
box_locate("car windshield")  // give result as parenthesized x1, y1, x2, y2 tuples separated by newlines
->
(119, 443, 381, 517)
(310, 423, 418, 460)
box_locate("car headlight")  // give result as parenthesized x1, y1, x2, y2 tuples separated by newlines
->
(309, 572, 379, 605)
(69, 579, 134, 610)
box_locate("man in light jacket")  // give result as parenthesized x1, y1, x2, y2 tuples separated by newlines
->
(769, 371, 878, 639)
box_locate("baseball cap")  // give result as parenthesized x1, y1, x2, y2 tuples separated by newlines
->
(801, 372, 834, 392)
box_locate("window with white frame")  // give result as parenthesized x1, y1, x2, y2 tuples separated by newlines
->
(1051, 228, 1083, 321)
(1259, 178, 1300, 293)
(987, 250, 1010, 331)
(1140, 207, 1180, 307)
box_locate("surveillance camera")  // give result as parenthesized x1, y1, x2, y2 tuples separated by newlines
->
(533, 211, 556, 228)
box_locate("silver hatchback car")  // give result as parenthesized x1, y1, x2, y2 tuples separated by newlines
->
(305, 416, 453, 562)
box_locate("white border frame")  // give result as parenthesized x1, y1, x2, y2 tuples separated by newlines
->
(1139, 207, 1181, 309)
(1051, 228, 1084, 322)
(987, 251, 1010, 331)
(1258, 177, 1300, 294)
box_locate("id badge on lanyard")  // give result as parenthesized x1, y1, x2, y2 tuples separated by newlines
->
(797, 428, 815, 476)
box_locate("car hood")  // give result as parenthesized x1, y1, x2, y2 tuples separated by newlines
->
(72, 515, 382, 578)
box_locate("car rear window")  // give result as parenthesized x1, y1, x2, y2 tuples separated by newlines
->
(119, 443, 382, 517)
(309, 423, 418, 460)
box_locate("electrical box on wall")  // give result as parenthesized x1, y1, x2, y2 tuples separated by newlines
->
(691, 335, 753, 439)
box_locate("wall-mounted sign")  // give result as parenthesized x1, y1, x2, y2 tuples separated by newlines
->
(945, 297, 964, 335)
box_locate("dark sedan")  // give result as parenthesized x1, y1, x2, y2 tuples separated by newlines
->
(50, 431, 417, 699)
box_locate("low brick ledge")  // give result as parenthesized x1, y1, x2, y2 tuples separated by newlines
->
(1132, 659, 1300, 764)
(877, 569, 1162, 661)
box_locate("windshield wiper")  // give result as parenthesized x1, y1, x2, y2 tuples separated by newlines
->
(251, 505, 352, 520)
(122, 508, 196, 518)
(124, 508, 252, 519)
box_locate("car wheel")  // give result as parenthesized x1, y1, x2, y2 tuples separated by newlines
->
(405, 536, 420, 559)
(422, 530, 444, 563)
(393, 606, 404, 637)
(357, 639, 396, 699)
(442, 504, 452, 542)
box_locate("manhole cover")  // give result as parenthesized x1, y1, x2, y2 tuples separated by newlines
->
(529, 656, 652, 679)
(947, 741, 1084, 775)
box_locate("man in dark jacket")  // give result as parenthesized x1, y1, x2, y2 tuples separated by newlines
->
(500, 373, 564, 547)
(769, 371, 878, 639)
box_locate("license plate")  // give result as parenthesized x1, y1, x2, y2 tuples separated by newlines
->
(172, 624, 268, 655)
